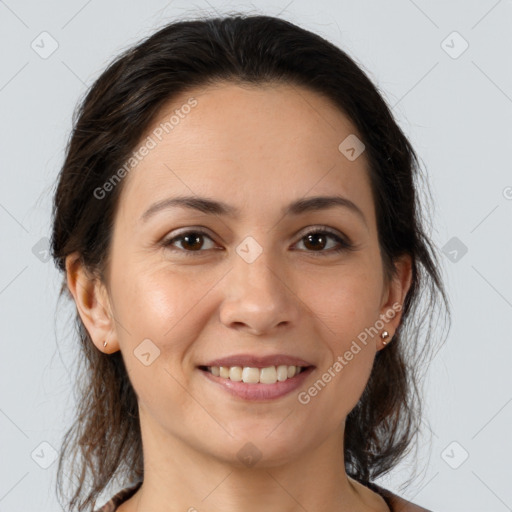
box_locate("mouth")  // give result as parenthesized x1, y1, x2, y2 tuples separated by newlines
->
(197, 358, 315, 401)
(198, 364, 310, 384)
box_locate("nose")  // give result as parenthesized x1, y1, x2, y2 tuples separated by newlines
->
(219, 250, 301, 336)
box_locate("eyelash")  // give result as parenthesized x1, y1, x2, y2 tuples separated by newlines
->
(161, 227, 354, 257)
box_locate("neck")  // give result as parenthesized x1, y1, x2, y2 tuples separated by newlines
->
(124, 414, 385, 512)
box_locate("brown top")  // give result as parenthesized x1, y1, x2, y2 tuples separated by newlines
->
(94, 482, 141, 512)
(366, 481, 433, 512)
(93, 480, 433, 511)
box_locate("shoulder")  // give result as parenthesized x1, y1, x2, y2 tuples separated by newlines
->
(386, 492, 433, 512)
(93, 481, 143, 512)
(369, 482, 434, 512)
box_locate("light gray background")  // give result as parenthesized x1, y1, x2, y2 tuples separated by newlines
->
(1, 1, 511, 511)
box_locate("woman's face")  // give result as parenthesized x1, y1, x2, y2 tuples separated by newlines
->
(76, 82, 410, 467)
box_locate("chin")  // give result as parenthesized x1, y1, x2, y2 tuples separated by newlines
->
(202, 425, 309, 469)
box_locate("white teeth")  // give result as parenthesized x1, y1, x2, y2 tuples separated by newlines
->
(242, 367, 260, 383)
(276, 365, 289, 382)
(260, 366, 277, 384)
(206, 365, 305, 384)
(229, 366, 243, 381)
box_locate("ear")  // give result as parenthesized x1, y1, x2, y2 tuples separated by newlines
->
(65, 252, 118, 354)
(377, 253, 413, 350)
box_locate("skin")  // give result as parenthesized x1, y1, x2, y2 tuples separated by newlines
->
(66, 81, 412, 512)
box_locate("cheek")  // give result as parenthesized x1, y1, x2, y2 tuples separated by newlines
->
(114, 269, 217, 421)
(303, 265, 382, 339)
(114, 265, 214, 343)
(113, 264, 227, 398)
(300, 267, 380, 401)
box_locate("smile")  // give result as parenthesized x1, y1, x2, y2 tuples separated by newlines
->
(198, 365, 315, 401)
(200, 364, 308, 384)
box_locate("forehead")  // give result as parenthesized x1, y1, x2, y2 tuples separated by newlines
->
(115, 81, 375, 227)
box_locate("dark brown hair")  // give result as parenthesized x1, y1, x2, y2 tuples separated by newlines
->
(50, 13, 450, 511)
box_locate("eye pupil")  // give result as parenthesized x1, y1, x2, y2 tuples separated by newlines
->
(182, 233, 203, 250)
(304, 233, 326, 251)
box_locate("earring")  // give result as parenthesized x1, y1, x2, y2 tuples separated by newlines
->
(381, 331, 391, 345)
(103, 340, 108, 347)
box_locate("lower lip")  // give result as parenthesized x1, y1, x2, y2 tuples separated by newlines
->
(199, 367, 315, 401)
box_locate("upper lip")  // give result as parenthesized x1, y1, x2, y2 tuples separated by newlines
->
(200, 354, 314, 368)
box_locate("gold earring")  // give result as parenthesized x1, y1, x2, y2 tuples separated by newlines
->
(381, 331, 390, 345)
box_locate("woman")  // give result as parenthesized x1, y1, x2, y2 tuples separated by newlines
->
(51, 13, 450, 512)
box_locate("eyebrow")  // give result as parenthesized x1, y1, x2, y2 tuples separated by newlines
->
(140, 194, 367, 226)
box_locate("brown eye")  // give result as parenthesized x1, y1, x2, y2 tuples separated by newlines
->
(162, 227, 353, 257)
(163, 230, 217, 254)
(178, 232, 205, 251)
(303, 232, 329, 251)
(295, 228, 353, 255)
